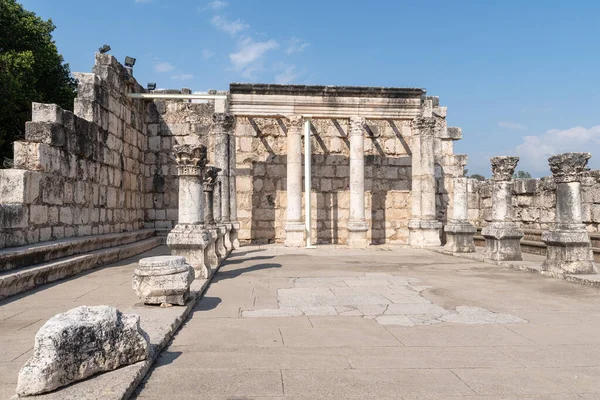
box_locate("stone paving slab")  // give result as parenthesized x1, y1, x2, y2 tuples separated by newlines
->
(136, 244, 600, 399)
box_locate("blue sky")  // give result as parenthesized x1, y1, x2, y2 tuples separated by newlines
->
(19, 0, 600, 177)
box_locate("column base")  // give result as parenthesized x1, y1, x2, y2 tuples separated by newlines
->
(541, 229, 597, 274)
(444, 220, 476, 253)
(285, 221, 305, 247)
(481, 222, 524, 261)
(132, 256, 195, 306)
(166, 224, 211, 279)
(408, 219, 442, 247)
(230, 221, 241, 249)
(347, 220, 369, 248)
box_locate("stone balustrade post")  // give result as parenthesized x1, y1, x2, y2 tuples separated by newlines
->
(482, 156, 524, 261)
(408, 117, 442, 247)
(285, 115, 305, 247)
(541, 152, 597, 274)
(203, 166, 221, 269)
(166, 144, 212, 278)
(347, 116, 368, 248)
(444, 177, 476, 252)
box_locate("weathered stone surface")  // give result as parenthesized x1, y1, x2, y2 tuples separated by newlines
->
(542, 152, 597, 274)
(548, 152, 591, 183)
(167, 224, 211, 278)
(16, 306, 149, 396)
(133, 255, 195, 305)
(490, 156, 519, 182)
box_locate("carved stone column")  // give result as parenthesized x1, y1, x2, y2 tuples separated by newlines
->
(285, 115, 305, 247)
(444, 177, 476, 252)
(408, 117, 442, 247)
(347, 116, 368, 248)
(542, 152, 597, 274)
(167, 144, 212, 278)
(228, 125, 240, 249)
(482, 156, 524, 261)
(203, 166, 220, 270)
(213, 113, 234, 254)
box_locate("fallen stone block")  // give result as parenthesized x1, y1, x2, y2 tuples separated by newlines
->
(16, 305, 149, 396)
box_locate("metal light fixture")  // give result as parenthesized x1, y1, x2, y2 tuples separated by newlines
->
(124, 56, 136, 67)
(147, 83, 157, 91)
(98, 44, 111, 54)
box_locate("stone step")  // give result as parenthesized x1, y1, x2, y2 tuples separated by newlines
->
(0, 229, 156, 272)
(0, 236, 163, 300)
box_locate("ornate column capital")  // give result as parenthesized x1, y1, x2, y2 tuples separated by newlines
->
(203, 166, 221, 191)
(548, 152, 591, 183)
(490, 156, 519, 182)
(173, 144, 208, 176)
(349, 116, 366, 136)
(286, 115, 303, 133)
(411, 117, 436, 135)
(212, 113, 236, 132)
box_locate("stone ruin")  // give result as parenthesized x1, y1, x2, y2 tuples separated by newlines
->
(0, 51, 599, 305)
(0, 49, 599, 399)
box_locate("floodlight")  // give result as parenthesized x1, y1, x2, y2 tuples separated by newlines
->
(124, 56, 136, 67)
(147, 83, 157, 91)
(98, 45, 111, 54)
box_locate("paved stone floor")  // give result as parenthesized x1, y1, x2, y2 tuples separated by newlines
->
(135, 245, 600, 399)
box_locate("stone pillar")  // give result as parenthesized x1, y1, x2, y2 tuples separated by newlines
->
(213, 113, 234, 253)
(408, 117, 442, 247)
(542, 152, 597, 274)
(229, 127, 240, 249)
(203, 166, 220, 270)
(482, 156, 524, 261)
(285, 115, 305, 247)
(347, 116, 368, 248)
(167, 144, 212, 278)
(444, 177, 476, 252)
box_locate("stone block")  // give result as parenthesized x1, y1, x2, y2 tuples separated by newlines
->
(0, 169, 42, 204)
(30, 204, 48, 224)
(16, 306, 149, 396)
(513, 178, 538, 194)
(32, 102, 63, 124)
(25, 122, 66, 147)
(0, 204, 29, 228)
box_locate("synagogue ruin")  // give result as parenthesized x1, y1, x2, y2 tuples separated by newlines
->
(1, 52, 600, 397)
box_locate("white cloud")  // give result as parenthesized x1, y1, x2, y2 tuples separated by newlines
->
(202, 49, 215, 59)
(229, 37, 278, 79)
(285, 37, 309, 55)
(274, 63, 300, 84)
(171, 73, 194, 80)
(514, 125, 600, 174)
(211, 15, 248, 37)
(154, 62, 175, 73)
(208, 0, 228, 9)
(498, 121, 527, 130)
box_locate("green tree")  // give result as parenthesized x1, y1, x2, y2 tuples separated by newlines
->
(0, 0, 76, 163)
(514, 170, 532, 178)
(470, 174, 486, 181)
